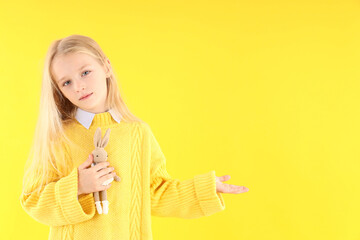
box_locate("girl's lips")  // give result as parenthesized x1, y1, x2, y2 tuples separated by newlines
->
(80, 92, 93, 100)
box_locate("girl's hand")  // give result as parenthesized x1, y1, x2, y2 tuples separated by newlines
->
(216, 175, 249, 194)
(77, 154, 116, 196)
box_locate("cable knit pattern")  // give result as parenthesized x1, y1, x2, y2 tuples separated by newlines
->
(20, 112, 226, 240)
(130, 122, 142, 239)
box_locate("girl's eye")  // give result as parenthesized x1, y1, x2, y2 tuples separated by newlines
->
(82, 70, 91, 77)
(63, 80, 70, 86)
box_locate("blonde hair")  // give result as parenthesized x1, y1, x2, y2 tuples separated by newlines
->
(21, 34, 144, 196)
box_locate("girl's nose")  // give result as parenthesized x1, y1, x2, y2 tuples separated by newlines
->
(75, 79, 86, 92)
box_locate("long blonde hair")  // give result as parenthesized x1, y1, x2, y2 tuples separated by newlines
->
(21, 34, 144, 196)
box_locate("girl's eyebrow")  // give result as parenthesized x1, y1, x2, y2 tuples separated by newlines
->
(57, 64, 90, 83)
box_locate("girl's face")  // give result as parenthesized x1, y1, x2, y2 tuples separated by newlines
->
(52, 52, 111, 113)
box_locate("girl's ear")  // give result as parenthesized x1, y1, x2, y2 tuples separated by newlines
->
(94, 127, 102, 147)
(101, 128, 111, 147)
(105, 58, 112, 78)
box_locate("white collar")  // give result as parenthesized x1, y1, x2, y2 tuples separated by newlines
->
(75, 107, 121, 129)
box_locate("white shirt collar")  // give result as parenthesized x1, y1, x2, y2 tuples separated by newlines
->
(75, 107, 121, 129)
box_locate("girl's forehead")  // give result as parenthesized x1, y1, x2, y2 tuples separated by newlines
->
(54, 52, 95, 66)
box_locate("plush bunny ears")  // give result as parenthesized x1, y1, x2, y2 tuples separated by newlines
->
(94, 127, 111, 148)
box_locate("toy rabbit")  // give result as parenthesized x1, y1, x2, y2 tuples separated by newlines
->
(91, 127, 121, 214)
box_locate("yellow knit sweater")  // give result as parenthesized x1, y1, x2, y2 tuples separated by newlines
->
(20, 112, 226, 240)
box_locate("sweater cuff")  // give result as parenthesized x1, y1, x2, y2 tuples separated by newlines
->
(194, 170, 226, 216)
(55, 168, 95, 224)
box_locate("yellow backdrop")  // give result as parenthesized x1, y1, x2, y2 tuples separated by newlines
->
(1, 0, 359, 239)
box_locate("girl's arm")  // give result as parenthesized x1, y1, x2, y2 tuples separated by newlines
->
(20, 167, 95, 227)
(143, 123, 225, 219)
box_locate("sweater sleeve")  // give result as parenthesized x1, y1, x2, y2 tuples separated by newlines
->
(20, 167, 96, 227)
(144, 123, 226, 219)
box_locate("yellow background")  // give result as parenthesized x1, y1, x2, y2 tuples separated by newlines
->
(1, 0, 359, 239)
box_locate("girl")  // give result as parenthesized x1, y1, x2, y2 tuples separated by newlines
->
(20, 34, 249, 240)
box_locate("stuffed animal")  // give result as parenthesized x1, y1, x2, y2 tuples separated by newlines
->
(91, 127, 121, 214)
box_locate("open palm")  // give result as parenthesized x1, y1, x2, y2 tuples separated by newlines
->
(216, 175, 249, 194)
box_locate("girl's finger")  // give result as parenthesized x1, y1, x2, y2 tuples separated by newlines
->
(217, 175, 231, 182)
(92, 161, 110, 172)
(78, 154, 94, 170)
(237, 186, 249, 192)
